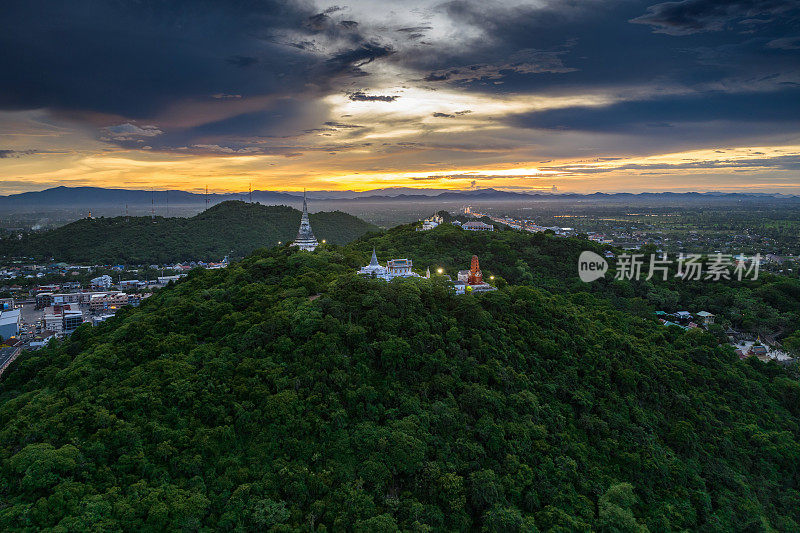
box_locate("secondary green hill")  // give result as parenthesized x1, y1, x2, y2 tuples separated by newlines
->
(1, 226, 799, 531)
(0, 201, 378, 264)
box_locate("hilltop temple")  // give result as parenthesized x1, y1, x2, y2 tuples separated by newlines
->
(454, 255, 496, 294)
(359, 248, 388, 277)
(291, 190, 319, 252)
(358, 249, 420, 281)
(358, 250, 496, 294)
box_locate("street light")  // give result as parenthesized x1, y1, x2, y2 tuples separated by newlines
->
(490, 275, 495, 280)
(437, 267, 443, 274)
(322, 239, 326, 244)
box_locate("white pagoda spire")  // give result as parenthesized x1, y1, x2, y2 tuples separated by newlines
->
(291, 189, 319, 251)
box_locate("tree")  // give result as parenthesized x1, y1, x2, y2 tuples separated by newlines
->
(597, 483, 649, 533)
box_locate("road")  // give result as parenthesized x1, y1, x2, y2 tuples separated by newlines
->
(0, 346, 21, 376)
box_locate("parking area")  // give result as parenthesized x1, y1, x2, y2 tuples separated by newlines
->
(18, 303, 44, 336)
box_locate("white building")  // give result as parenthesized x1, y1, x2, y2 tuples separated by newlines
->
(52, 293, 82, 305)
(89, 292, 128, 312)
(157, 274, 185, 284)
(418, 214, 443, 231)
(44, 313, 64, 334)
(92, 314, 116, 326)
(0, 308, 21, 340)
(359, 248, 389, 277)
(387, 259, 415, 277)
(462, 221, 494, 231)
(419, 220, 439, 231)
(358, 250, 420, 281)
(91, 275, 113, 290)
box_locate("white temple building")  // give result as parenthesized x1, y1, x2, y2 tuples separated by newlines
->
(291, 190, 319, 251)
(359, 248, 388, 277)
(417, 214, 443, 231)
(358, 249, 420, 281)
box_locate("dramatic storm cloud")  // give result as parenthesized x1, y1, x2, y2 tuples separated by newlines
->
(0, 0, 798, 193)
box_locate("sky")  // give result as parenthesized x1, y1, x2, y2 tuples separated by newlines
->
(0, 0, 799, 194)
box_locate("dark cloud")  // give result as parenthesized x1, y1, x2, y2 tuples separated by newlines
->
(767, 36, 800, 50)
(431, 111, 472, 118)
(327, 43, 395, 73)
(0, 0, 395, 121)
(420, 49, 575, 85)
(508, 88, 800, 133)
(406, 0, 798, 99)
(0, 149, 36, 158)
(545, 154, 800, 174)
(226, 56, 259, 67)
(424, 72, 450, 82)
(323, 121, 364, 129)
(348, 91, 399, 102)
(631, 0, 796, 35)
(0, 1, 323, 118)
(411, 174, 526, 181)
(306, 13, 331, 31)
(1, 0, 798, 171)
(100, 123, 163, 141)
(397, 26, 433, 33)
(508, 89, 800, 132)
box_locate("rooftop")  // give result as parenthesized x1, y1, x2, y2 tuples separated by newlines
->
(0, 308, 21, 325)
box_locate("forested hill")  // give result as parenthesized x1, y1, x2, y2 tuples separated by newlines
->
(0, 201, 378, 264)
(1, 226, 800, 530)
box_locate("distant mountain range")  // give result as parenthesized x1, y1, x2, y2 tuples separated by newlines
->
(0, 186, 300, 208)
(0, 186, 797, 210)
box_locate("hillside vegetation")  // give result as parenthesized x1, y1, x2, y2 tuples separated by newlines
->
(1, 225, 799, 531)
(0, 201, 377, 264)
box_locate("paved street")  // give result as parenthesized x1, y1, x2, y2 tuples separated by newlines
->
(0, 346, 21, 375)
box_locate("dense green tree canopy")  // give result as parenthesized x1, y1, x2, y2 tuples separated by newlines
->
(1, 225, 798, 531)
(0, 201, 377, 264)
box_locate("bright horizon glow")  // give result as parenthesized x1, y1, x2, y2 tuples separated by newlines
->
(2, 142, 798, 195)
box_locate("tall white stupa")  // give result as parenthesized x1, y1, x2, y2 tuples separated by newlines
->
(291, 190, 319, 251)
